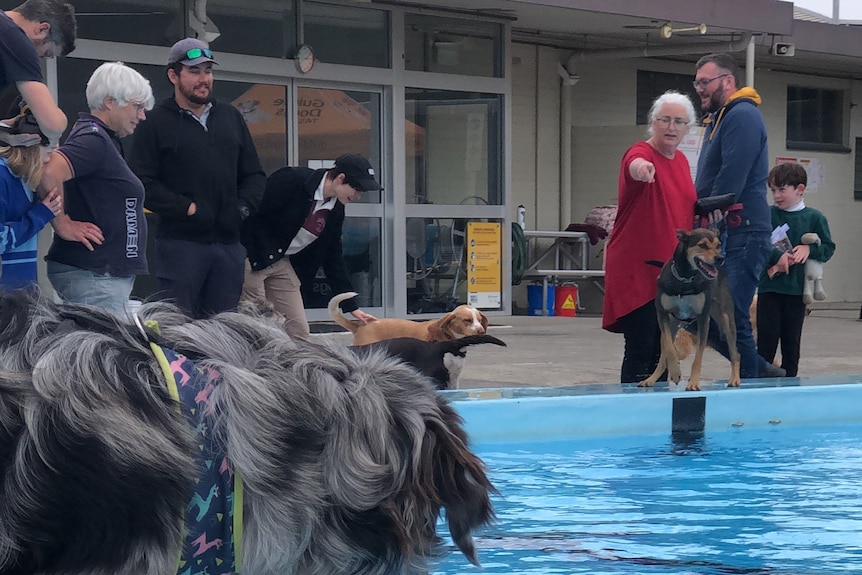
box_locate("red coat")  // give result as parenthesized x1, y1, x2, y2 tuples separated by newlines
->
(602, 141, 696, 332)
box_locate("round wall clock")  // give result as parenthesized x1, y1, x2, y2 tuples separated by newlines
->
(295, 44, 315, 74)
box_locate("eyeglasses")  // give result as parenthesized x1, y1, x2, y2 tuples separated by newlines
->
(692, 73, 729, 90)
(185, 47, 213, 60)
(127, 100, 146, 113)
(655, 116, 689, 127)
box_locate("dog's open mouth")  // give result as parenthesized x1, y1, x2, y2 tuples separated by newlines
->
(694, 257, 719, 279)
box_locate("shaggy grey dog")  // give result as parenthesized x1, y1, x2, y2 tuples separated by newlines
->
(0, 290, 495, 575)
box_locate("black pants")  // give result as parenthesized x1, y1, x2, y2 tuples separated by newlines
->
(756, 291, 806, 377)
(617, 300, 663, 383)
(154, 238, 246, 319)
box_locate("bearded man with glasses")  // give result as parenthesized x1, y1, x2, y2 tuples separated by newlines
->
(692, 52, 783, 379)
(128, 38, 265, 319)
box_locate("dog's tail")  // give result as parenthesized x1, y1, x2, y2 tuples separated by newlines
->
(437, 334, 507, 353)
(328, 292, 360, 334)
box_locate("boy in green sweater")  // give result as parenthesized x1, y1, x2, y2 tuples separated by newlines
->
(757, 162, 835, 377)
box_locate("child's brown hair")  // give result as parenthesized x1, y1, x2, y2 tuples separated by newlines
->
(768, 162, 807, 189)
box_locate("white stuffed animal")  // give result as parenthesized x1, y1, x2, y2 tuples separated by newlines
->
(801, 232, 826, 304)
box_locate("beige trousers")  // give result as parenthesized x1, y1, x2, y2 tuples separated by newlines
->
(241, 258, 309, 340)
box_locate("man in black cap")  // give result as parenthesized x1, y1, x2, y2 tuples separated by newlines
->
(128, 37, 265, 318)
(240, 153, 381, 340)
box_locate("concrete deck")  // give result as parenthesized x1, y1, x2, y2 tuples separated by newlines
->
(314, 307, 862, 389)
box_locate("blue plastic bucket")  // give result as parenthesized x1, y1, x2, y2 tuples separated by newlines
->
(527, 284, 555, 316)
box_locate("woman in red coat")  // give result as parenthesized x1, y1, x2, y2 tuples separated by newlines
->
(602, 91, 697, 383)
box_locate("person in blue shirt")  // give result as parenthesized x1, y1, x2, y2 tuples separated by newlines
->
(0, 107, 62, 275)
(694, 52, 784, 379)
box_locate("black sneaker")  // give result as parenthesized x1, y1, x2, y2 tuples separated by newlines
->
(760, 364, 787, 378)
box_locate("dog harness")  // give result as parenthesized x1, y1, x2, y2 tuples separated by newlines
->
(148, 335, 245, 575)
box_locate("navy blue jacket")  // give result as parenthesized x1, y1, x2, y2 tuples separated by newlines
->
(695, 88, 771, 235)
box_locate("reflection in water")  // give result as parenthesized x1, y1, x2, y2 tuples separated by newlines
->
(669, 431, 707, 456)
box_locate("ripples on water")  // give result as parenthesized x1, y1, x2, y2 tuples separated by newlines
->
(434, 426, 862, 574)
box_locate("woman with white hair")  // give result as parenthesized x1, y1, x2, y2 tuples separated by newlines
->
(602, 90, 698, 383)
(40, 61, 154, 316)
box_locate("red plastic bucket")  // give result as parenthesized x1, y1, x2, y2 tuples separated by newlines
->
(554, 284, 578, 317)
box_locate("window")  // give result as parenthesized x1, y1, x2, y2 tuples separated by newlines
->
(297, 87, 382, 204)
(60, 0, 183, 46)
(207, 0, 296, 59)
(787, 86, 846, 151)
(405, 89, 502, 205)
(404, 14, 502, 77)
(63, 1, 297, 55)
(304, 2, 389, 68)
(636, 70, 699, 124)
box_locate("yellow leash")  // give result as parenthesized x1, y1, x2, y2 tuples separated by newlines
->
(144, 320, 244, 574)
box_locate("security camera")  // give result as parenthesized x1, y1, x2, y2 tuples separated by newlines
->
(771, 42, 795, 57)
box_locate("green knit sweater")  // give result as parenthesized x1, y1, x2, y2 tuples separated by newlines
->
(758, 205, 835, 296)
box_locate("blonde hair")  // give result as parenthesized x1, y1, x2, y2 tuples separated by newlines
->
(0, 144, 44, 189)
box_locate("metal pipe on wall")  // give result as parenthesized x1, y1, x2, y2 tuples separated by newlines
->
(746, 35, 755, 87)
(565, 32, 753, 72)
(558, 64, 577, 230)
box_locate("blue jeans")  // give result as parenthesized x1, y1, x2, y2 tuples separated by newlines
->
(707, 231, 772, 378)
(47, 261, 135, 318)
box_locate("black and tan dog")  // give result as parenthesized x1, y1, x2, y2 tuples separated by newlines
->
(639, 228, 741, 391)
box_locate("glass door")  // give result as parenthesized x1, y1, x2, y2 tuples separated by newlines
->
(295, 86, 384, 314)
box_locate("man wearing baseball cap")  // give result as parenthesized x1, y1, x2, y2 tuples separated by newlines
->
(128, 38, 265, 319)
(240, 153, 382, 340)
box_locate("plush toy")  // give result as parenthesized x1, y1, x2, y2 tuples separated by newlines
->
(801, 232, 826, 304)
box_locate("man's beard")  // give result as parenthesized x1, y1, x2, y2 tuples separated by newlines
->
(180, 84, 212, 106)
(703, 89, 725, 114)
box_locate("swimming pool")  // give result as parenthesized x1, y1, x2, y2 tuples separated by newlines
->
(435, 379, 862, 574)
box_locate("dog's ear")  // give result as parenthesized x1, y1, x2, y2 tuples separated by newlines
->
(429, 313, 457, 341)
(676, 229, 689, 243)
(478, 311, 489, 331)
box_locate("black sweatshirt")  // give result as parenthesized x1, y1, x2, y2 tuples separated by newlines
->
(128, 97, 265, 244)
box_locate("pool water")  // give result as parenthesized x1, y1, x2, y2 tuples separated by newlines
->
(434, 425, 862, 574)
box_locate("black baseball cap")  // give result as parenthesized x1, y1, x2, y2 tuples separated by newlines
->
(333, 154, 382, 192)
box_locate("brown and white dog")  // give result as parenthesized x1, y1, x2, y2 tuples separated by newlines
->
(329, 292, 489, 345)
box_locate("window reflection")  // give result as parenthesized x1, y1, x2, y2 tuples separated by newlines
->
(297, 217, 381, 310)
(304, 2, 389, 68)
(406, 216, 502, 313)
(404, 14, 502, 77)
(207, 0, 295, 58)
(66, 1, 296, 55)
(229, 84, 288, 175)
(406, 89, 502, 206)
(297, 87, 381, 204)
(67, 0, 183, 46)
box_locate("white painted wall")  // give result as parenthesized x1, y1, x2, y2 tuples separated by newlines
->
(511, 48, 862, 305)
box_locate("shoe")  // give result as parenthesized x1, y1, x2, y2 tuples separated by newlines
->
(760, 364, 786, 378)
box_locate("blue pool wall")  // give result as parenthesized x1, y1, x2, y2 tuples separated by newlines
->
(445, 375, 862, 444)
